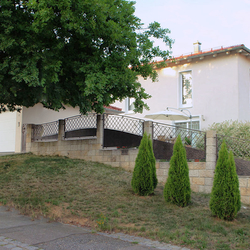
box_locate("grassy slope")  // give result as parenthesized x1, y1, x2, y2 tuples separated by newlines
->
(0, 154, 249, 250)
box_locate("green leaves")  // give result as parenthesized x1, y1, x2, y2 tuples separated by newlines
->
(208, 120, 250, 140)
(209, 141, 241, 220)
(0, 0, 172, 113)
(131, 132, 157, 196)
(164, 135, 191, 207)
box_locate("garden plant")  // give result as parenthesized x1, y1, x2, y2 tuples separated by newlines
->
(209, 140, 241, 220)
(131, 132, 157, 195)
(148, 134, 158, 189)
(164, 135, 191, 207)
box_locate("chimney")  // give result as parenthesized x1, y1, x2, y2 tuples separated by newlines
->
(193, 41, 202, 53)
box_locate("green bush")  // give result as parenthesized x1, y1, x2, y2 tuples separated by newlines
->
(148, 134, 158, 189)
(207, 120, 250, 139)
(131, 132, 154, 196)
(209, 141, 241, 220)
(163, 135, 191, 207)
(207, 120, 250, 159)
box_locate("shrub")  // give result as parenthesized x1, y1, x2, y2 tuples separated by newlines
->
(207, 120, 250, 160)
(209, 141, 241, 220)
(148, 134, 158, 189)
(131, 132, 154, 196)
(207, 120, 250, 139)
(164, 135, 191, 207)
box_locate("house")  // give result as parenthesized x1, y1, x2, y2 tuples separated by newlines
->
(0, 104, 122, 153)
(113, 42, 250, 131)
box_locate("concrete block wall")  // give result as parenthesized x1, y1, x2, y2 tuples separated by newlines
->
(25, 117, 250, 205)
(239, 177, 250, 204)
(155, 162, 212, 193)
(28, 137, 138, 172)
(26, 119, 139, 172)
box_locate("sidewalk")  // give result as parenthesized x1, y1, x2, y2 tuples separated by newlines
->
(0, 206, 189, 250)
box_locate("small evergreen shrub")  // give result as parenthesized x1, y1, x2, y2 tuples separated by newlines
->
(148, 134, 158, 189)
(164, 135, 191, 207)
(209, 141, 241, 220)
(131, 133, 154, 196)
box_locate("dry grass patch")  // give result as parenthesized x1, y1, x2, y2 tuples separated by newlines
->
(0, 153, 250, 250)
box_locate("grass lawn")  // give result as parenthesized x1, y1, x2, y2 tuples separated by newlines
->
(0, 153, 249, 250)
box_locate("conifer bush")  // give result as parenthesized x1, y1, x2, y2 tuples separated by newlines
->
(209, 141, 241, 220)
(164, 135, 191, 207)
(148, 134, 158, 189)
(131, 133, 154, 196)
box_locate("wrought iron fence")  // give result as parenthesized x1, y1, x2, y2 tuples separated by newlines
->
(104, 114, 144, 136)
(64, 113, 97, 139)
(217, 135, 250, 160)
(65, 113, 97, 132)
(217, 135, 250, 175)
(32, 121, 59, 141)
(153, 122, 206, 150)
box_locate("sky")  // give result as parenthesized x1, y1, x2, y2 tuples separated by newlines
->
(134, 0, 250, 57)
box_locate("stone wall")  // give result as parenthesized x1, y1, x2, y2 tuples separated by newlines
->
(239, 177, 250, 205)
(26, 120, 138, 172)
(155, 162, 212, 193)
(25, 117, 250, 205)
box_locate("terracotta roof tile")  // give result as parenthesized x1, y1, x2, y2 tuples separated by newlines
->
(156, 44, 246, 65)
(104, 105, 122, 111)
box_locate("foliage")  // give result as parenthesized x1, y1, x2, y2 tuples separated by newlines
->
(0, 0, 173, 113)
(148, 134, 158, 189)
(184, 136, 191, 146)
(207, 120, 250, 139)
(164, 135, 191, 207)
(131, 132, 154, 196)
(207, 120, 250, 159)
(209, 141, 241, 221)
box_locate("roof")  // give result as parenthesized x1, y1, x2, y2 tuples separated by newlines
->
(157, 44, 250, 67)
(104, 105, 123, 114)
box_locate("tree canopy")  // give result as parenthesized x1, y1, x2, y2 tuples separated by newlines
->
(0, 0, 173, 113)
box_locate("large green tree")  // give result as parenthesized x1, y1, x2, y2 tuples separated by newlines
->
(0, 0, 173, 113)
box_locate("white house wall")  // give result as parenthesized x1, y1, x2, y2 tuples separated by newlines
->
(22, 103, 80, 124)
(0, 111, 17, 152)
(15, 111, 22, 153)
(190, 54, 239, 128)
(114, 53, 245, 129)
(238, 54, 250, 122)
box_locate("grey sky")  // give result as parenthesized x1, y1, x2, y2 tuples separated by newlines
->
(134, 0, 250, 56)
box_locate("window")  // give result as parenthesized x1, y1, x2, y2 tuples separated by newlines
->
(175, 121, 200, 147)
(125, 97, 135, 113)
(180, 71, 192, 108)
(175, 121, 199, 130)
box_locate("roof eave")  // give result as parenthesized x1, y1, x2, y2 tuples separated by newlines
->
(171, 45, 250, 64)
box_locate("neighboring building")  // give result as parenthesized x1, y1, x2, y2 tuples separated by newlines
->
(114, 42, 250, 130)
